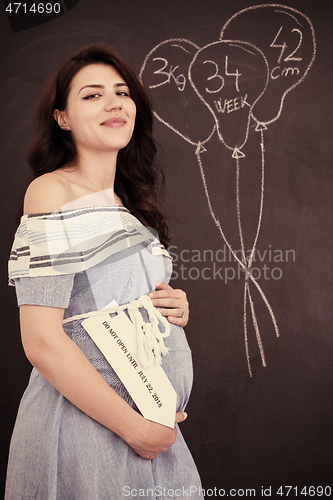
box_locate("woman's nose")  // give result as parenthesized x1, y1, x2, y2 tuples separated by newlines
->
(105, 93, 122, 111)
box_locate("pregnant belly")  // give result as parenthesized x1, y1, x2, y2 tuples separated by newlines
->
(69, 320, 193, 413)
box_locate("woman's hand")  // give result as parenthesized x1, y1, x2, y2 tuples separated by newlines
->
(128, 411, 187, 460)
(148, 282, 189, 327)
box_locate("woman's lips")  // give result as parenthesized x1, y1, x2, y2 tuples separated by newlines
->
(101, 118, 126, 128)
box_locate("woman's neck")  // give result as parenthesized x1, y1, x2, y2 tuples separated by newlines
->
(75, 149, 118, 191)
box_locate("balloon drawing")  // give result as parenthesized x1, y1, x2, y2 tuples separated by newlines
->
(189, 40, 269, 153)
(220, 4, 316, 126)
(140, 4, 316, 376)
(140, 39, 216, 146)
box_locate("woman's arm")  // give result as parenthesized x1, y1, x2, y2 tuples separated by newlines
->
(20, 304, 186, 459)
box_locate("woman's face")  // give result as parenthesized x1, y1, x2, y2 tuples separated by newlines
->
(54, 63, 137, 156)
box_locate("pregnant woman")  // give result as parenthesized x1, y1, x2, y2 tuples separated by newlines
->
(6, 44, 201, 499)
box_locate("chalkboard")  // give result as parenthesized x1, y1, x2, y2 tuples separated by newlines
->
(1, 0, 332, 497)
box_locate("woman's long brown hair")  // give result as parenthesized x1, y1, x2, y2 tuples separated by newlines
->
(18, 44, 169, 247)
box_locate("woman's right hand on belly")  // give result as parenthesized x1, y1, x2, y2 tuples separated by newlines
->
(127, 411, 187, 460)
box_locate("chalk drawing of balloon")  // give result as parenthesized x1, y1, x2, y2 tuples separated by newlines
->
(139, 39, 216, 146)
(189, 40, 268, 155)
(220, 4, 316, 126)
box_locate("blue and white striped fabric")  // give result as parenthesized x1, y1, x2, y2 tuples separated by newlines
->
(9, 206, 170, 282)
(6, 203, 202, 499)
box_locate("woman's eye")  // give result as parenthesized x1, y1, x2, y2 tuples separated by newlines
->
(116, 91, 130, 97)
(82, 93, 101, 100)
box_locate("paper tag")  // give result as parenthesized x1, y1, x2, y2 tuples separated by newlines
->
(82, 310, 176, 428)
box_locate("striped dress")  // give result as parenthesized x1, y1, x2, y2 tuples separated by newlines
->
(6, 200, 201, 500)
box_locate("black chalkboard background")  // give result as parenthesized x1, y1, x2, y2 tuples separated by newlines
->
(1, 0, 332, 497)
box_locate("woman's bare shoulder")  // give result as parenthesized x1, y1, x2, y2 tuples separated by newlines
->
(23, 172, 72, 215)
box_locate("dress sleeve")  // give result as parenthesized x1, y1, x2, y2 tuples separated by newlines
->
(14, 274, 75, 308)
